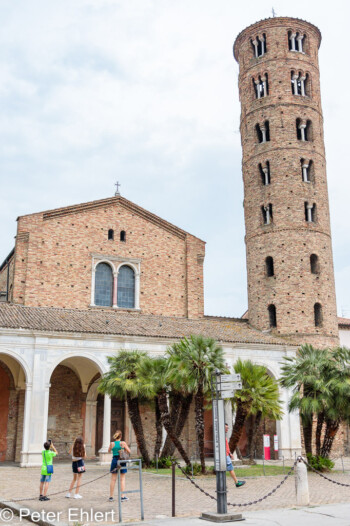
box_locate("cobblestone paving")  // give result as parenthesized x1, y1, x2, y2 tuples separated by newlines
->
(1, 461, 350, 524)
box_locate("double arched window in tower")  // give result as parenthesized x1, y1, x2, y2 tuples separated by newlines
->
(291, 71, 309, 97)
(288, 31, 306, 53)
(93, 261, 140, 309)
(256, 121, 270, 143)
(251, 34, 266, 58)
(253, 74, 268, 99)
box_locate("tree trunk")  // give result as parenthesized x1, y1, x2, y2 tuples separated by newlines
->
(194, 385, 206, 474)
(157, 391, 191, 466)
(302, 417, 313, 455)
(154, 397, 163, 460)
(161, 392, 184, 458)
(248, 411, 262, 462)
(316, 412, 325, 456)
(162, 393, 193, 458)
(229, 399, 250, 453)
(320, 418, 340, 458)
(126, 392, 151, 467)
(246, 415, 254, 460)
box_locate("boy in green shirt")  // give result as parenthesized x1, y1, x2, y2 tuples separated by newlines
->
(39, 441, 58, 501)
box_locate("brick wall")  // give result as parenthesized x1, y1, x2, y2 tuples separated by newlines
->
(12, 197, 205, 318)
(0, 254, 15, 300)
(234, 17, 339, 347)
(48, 365, 86, 457)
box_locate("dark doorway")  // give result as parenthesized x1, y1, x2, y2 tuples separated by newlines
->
(96, 395, 125, 454)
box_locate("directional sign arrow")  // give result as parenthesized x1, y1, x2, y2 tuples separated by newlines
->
(220, 374, 241, 382)
(219, 390, 236, 399)
(219, 382, 242, 391)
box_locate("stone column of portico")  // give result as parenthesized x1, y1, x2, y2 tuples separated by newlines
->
(20, 382, 32, 466)
(277, 387, 302, 459)
(20, 349, 51, 467)
(98, 394, 112, 464)
(85, 400, 98, 457)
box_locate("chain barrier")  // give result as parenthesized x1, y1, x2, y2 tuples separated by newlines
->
(174, 460, 296, 508)
(301, 457, 350, 488)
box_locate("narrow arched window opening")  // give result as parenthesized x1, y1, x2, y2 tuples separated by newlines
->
(266, 256, 274, 277)
(259, 161, 270, 185)
(310, 254, 320, 274)
(314, 303, 323, 327)
(94, 263, 113, 307)
(297, 119, 311, 141)
(262, 203, 273, 225)
(120, 230, 126, 242)
(268, 304, 277, 328)
(117, 265, 135, 308)
(108, 229, 114, 240)
(256, 121, 270, 143)
(301, 159, 313, 183)
(305, 202, 316, 222)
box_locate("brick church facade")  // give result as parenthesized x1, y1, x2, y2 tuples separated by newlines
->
(0, 16, 349, 467)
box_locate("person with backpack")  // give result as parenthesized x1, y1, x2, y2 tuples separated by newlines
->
(108, 430, 131, 502)
(66, 436, 86, 499)
(39, 441, 58, 501)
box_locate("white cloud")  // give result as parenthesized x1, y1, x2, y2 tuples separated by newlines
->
(1, 0, 350, 317)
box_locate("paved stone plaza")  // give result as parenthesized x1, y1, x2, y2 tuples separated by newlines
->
(1, 460, 350, 524)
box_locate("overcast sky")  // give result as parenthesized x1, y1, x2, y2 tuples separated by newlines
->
(1, 0, 350, 318)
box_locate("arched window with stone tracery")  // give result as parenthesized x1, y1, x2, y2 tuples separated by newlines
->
(117, 265, 135, 309)
(94, 262, 113, 307)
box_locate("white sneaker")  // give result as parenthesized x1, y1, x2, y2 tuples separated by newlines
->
(65, 493, 71, 498)
(74, 494, 82, 499)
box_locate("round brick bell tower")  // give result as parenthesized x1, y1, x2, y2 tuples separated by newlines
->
(233, 17, 339, 347)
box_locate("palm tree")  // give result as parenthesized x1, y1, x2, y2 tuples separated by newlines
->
(280, 345, 350, 458)
(229, 359, 282, 454)
(319, 347, 350, 457)
(161, 392, 193, 458)
(280, 344, 330, 455)
(137, 355, 191, 466)
(247, 373, 283, 461)
(98, 350, 151, 466)
(167, 335, 226, 474)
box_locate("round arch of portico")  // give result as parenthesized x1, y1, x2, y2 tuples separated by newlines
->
(0, 349, 31, 386)
(47, 352, 107, 391)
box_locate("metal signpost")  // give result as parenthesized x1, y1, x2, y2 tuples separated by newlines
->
(211, 370, 242, 517)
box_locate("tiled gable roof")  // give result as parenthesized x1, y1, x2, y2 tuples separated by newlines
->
(0, 303, 290, 346)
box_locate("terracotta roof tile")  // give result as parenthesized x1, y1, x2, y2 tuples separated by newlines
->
(0, 304, 290, 346)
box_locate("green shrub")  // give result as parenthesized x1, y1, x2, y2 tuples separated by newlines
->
(306, 453, 334, 472)
(149, 456, 176, 469)
(183, 463, 215, 476)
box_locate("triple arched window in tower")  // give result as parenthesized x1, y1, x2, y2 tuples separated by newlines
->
(92, 259, 140, 309)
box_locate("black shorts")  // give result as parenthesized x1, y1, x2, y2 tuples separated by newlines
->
(72, 459, 85, 474)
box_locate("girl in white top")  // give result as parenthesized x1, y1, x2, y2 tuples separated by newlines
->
(66, 436, 86, 499)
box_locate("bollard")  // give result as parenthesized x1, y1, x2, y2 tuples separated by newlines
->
(295, 457, 309, 506)
(341, 455, 345, 474)
(262, 455, 266, 476)
(282, 455, 285, 475)
(172, 462, 176, 517)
